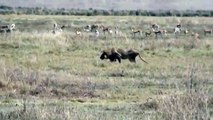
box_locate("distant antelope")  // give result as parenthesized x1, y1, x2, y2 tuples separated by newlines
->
(204, 29, 212, 35)
(90, 24, 102, 32)
(145, 30, 152, 37)
(114, 26, 122, 37)
(52, 23, 66, 34)
(174, 27, 181, 35)
(131, 27, 142, 37)
(152, 24, 160, 30)
(102, 27, 113, 35)
(76, 30, 82, 35)
(108, 29, 113, 35)
(174, 24, 181, 38)
(84, 25, 91, 32)
(184, 29, 189, 34)
(0, 25, 10, 29)
(152, 28, 167, 39)
(0, 24, 15, 33)
(176, 24, 181, 28)
(75, 30, 82, 36)
(115, 26, 119, 35)
(151, 24, 167, 38)
(95, 29, 100, 38)
(74, 27, 83, 36)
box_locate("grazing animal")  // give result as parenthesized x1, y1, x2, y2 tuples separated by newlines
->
(90, 24, 101, 32)
(174, 24, 182, 38)
(95, 29, 100, 37)
(114, 26, 122, 37)
(174, 26, 181, 33)
(152, 28, 167, 39)
(52, 23, 65, 34)
(131, 27, 142, 37)
(102, 27, 113, 35)
(84, 25, 91, 31)
(152, 24, 160, 30)
(115, 26, 119, 35)
(184, 29, 189, 34)
(204, 29, 212, 35)
(0, 24, 15, 33)
(100, 48, 148, 63)
(108, 29, 113, 35)
(151, 24, 167, 39)
(76, 30, 82, 36)
(0, 25, 9, 29)
(176, 24, 181, 28)
(145, 31, 152, 37)
(74, 27, 83, 36)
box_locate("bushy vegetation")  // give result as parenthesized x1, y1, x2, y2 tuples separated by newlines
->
(0, 5, 213, 17)
(0, 15, 212, 119)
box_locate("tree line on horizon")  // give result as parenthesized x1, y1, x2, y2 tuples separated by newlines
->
(0, 5, 212, 17)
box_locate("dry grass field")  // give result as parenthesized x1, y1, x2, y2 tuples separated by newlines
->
(0, 15, 212, 120)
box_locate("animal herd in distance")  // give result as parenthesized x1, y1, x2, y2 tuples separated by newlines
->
(1, 23, 212, 38)
(0, 22, 212, 64)
(52, 23, 211, 40)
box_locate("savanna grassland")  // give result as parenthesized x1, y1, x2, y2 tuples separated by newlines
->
(0, 15, 213, 120)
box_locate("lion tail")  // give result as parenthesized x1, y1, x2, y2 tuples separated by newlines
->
(138, 54, 148, 64)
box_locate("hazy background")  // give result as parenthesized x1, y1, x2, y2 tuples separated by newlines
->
(0, 0, 212, 10)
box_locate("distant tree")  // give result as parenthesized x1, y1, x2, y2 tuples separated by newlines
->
(103, 10, 111, 16)
(86, 11, 92, 16)
(165, 10, 172, 16)
(0, 5, 212, 17)
(121, 10, 128, 16)
(113, 11, 120, 16)
(0, 5, 13, 10)
(149, 11, 157, 16)
(93, 9, 99, 15)
(129, 10, 136, 16)
(135, 10, 141, 16)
